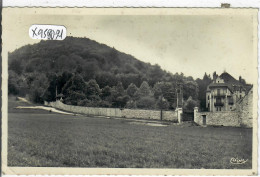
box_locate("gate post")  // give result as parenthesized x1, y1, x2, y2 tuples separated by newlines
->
(194, 107, 198, 123)
(177, 108, 183, 123)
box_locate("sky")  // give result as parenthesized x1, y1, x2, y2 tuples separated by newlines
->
(3, 8, 258, 83)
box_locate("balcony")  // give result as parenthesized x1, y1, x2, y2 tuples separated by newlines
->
(214, 102, 224, 106)
(214, 93, 226, 97)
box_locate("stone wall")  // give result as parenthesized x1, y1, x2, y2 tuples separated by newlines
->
(194, 109, 241, 127)
(122, 109, 161, 120)
(44, 101, 180, 122)
(194, 88, 253, 128)
(237, 88, 253, 127)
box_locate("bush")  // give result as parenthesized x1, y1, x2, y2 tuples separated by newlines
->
(136, 96, 156, 109)
(112, 95, 130, 108)
(78, 98, 91, 106)
(98, 100, 111, 108)
(64, 91, 86, 105)
(156, 97, 169, 110)
(126, 100, 137, 109)
(183, 96, 198, 112)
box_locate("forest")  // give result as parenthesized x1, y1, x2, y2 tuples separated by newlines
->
(8, 37, 212, 111)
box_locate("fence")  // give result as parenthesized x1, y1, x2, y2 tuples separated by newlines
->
(44, 100, 182, 122)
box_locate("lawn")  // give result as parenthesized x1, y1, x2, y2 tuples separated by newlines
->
(8, 98, 252, 169)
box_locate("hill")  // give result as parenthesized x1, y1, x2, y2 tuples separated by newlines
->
(8, 36, 199, 110)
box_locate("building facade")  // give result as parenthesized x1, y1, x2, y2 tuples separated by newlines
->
(206, 72, 251, 112)
(194, 86, 253, 127)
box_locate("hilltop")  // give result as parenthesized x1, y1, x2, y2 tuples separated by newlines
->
(9, 36, 200, 110)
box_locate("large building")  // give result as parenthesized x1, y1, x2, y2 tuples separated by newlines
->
(206, 72, 252, 112)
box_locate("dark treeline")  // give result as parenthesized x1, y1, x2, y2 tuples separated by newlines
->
(8, 37, 212, 111)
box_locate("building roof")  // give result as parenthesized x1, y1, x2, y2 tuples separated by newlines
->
(219, 72, 243, 86)
(208, 72, 252, 94)
(237, 86, 253, 104)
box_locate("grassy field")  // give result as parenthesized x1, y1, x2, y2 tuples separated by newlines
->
(8, 97, 252, 169)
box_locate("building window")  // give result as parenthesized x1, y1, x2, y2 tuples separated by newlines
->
(216, 97, 221, 104)
(208, 103, 210, 108)
(208, 95, 209, 100)
(228, 97, 234, 105)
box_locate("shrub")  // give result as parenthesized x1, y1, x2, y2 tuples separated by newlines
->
(183, 96, 198, 112)
(126, 100, 137, 109)
(156, 96, 170, 110)
(136, 96, 156, 109)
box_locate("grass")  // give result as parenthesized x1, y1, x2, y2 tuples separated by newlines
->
(8, 97, 252, 169)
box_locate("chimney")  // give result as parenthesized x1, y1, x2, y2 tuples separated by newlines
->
(213, 72, 218, 83)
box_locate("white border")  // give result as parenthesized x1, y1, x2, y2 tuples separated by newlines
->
(2, 0, 260, 8)
(2, 0, 260, 176)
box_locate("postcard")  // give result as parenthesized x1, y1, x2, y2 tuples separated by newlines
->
(2, 8, 258, 175)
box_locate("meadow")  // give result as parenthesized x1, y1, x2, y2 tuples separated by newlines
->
(8, 98, 252, 169)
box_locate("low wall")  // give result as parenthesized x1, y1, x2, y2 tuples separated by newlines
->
(122, 109, 160, 120)
(194, 107, 252, 128)
(44, 101, 180, 122)
(194, 110, 241, 127)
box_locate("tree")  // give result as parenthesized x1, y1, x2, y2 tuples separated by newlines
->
(9, 59, 23, 75)
(27, 73, 49, 103)
(95, 72, 118, 88)
(137, 81, 152, 97)
(113, 95, 130, 108)
(147, 64, 165, 86)
(126, 100, 137, 109)
(82, 61, 99, 81)
(183, 80, 199, 100)
(86, 79, 101, 97)
(64, 91, 86, 105)
(153, 82, 163, 99)
(58, 71, 73, 93)
(160, 82, 175, 104)
(136, 96, 156, 109)
(62, 74, 87, 105)
(115, 82, 125, 96)
(183, 96, 198, 112)
(55, 55, 76, 73)
(78, 98, 91, 106)
(8, 71, 30, 96)
(153, 82, 175, 109)
(156, 96, 170, 110)
(110, 82, 128, 108)
(101, 86, 112, 100)
(126, 83, 138, 97)
(196, 73, 212, 110)
(43, 73, 58, 102)
(8, 71, 20, 95)
(62, 74, 87, 95)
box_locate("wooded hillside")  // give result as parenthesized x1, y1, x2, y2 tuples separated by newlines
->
(9, 36, 207, 110)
